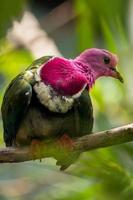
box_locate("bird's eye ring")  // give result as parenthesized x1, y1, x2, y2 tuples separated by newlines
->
(104, 57, 110, 64)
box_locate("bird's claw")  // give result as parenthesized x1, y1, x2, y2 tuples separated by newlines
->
(57, 134, 74, 151)
(29, 139, 43, 161)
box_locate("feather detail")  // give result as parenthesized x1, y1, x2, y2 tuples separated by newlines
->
(33, 57, 88, 113)
(72, 83, 87, 98)
(74, 61, 95, 89)
(34, 81, 74, 113)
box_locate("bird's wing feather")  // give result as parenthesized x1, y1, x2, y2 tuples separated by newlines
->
(27, 56, 53, 70)
(1, 56, 52, 146)
(1, 73, 32, 146)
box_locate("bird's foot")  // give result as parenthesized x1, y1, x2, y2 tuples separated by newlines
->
(58, 134, 74, 151)
(29, 139, 43, 161)
(56, 134, 75, 170)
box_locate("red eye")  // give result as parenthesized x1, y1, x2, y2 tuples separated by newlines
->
(104, 57, 110, 64)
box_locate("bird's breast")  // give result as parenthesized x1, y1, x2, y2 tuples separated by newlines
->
(34, 81, 74, 113)
(16, 89, 93, 146)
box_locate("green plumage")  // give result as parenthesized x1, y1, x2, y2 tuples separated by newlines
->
(1, 56, 93, 148)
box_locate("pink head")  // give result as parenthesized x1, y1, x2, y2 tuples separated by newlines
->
(39, 48, 123, 97)
(75, 48, 123, 84)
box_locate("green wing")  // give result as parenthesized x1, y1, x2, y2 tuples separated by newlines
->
(1, 55, 52, 146)
(27, 56, 53, 70)
(1, 73, 32, 146)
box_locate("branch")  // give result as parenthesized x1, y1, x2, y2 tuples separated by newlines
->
(7, 11, 62, 58)
(0, 123, 133, 163)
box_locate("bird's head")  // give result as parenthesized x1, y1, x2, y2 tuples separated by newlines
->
(75, 48, 123, 86)
(36, 49, 123, 99)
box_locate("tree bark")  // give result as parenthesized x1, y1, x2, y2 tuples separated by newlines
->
(0, 123, 133, 163)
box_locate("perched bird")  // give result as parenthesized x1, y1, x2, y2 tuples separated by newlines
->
(1, 48, 123, 168)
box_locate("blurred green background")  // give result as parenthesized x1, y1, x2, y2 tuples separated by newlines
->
(0, 0, 133, 199)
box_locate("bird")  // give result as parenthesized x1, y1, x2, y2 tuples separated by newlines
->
(1, 48, 123, 169)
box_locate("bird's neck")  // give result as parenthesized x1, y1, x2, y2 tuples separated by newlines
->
(73, 59, 97, 89)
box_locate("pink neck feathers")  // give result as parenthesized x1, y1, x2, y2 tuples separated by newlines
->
(40, 57, 88, 96)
